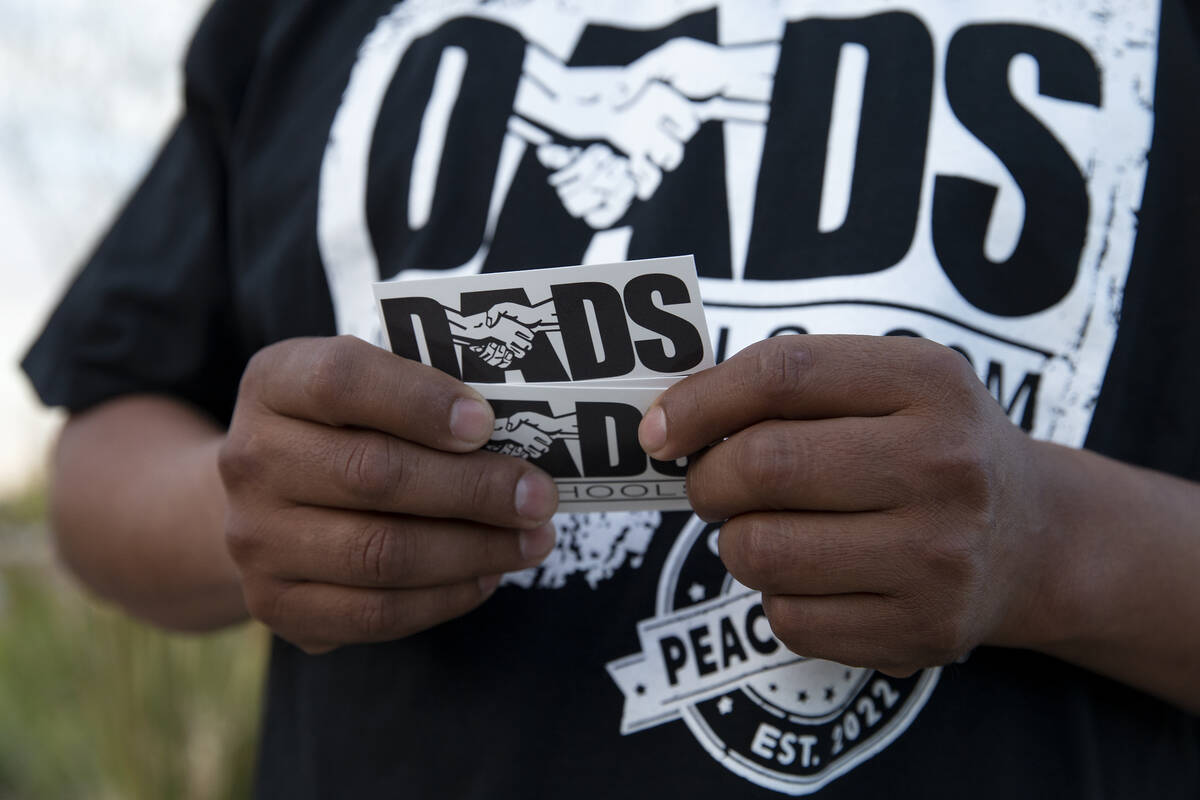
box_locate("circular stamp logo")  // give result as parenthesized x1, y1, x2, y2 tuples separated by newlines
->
(607, 515, 940, 795)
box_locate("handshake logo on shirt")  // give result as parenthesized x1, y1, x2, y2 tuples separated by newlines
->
(510, 38, 775, 227)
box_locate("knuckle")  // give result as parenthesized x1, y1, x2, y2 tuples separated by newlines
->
(921, 612, 973, 665)
(886, 665, 922, 679)
(914, 338, 968, 375)
(929, 438, 996, 507)
(913, 341, 980, 410)
(359, 524, 391, 583)
(736, 427, 804, 498)
(351, 521, 413, 584)
(921, 528, 979, 586)
(480, 524, 519, 568)
(751, 338, 812, 403)
(459, 463, 505, 514)
(302, 337, 360, 411)
(341, 434, 400, 503)
(897, 586, 975, 666)
(217, 430, 260, 490)
(911, 393, 994, 495)
(441, 583, 484, 621)
(242, 581, 284, 629)
(223, 510, 262, 565)
(763, 594, 792, 633)
(238, 345, 277, 398)
(685, 455, 722, 521)
(683, 452, 707, 495)
(876, 658, 922, 679)
(356, 594, 399, 640)
(865, 608, 948, 674)
(725, 516, 782, 583)
(760, 593, 799, 640)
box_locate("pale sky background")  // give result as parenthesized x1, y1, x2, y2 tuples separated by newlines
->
(0, 0, 210, 498)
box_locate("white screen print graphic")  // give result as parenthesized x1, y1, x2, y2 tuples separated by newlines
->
(324, 4, 1159, 793)
(510, 39, 774, 228)
(319, 0, 783, 340)
(604, 514, 942, 795)
(320, 0, 1159, 450)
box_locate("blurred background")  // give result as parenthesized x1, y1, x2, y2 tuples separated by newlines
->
(1, 2, 267, 797)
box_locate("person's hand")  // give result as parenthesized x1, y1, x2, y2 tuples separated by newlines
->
(219, 336, 558, 653)
(638, 335, 1050, 676)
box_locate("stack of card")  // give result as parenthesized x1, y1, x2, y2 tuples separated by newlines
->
(374, 255, 714, 512)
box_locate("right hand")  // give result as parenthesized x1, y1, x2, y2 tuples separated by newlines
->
(218, 336, 559, 654)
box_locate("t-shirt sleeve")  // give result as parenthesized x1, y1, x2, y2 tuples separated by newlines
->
(21, 0, 272, 426)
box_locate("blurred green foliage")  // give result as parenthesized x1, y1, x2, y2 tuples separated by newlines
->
(0, 484, 47, 527)
(0, 487, 267, 800)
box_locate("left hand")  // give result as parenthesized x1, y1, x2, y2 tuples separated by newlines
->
(638, 335, 1051, 676)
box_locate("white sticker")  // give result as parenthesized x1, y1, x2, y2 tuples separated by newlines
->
(374, 255, 713, 384)
(472, 382, 689, 512)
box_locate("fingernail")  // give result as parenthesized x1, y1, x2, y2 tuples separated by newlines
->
(449, 397, 493, 444)
(639, 405, 667, 454)
(478, 574, 502, 595)
(514, 472, 557, 521)
(519, 521, 557, 561)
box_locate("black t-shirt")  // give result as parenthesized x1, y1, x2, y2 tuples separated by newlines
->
(24, 1, 1200, 797)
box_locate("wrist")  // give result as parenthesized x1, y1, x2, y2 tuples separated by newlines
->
(983, 439, 1082, 652)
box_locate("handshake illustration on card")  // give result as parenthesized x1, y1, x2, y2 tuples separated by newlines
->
(374, 256, 713, 512)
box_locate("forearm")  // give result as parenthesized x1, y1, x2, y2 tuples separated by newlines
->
(51, 395, 246, 631)
(997, 440, 1200, 712)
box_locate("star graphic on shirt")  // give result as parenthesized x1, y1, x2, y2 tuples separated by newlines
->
(687, 582, 706, 602)
(717, 695, 734, 715)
